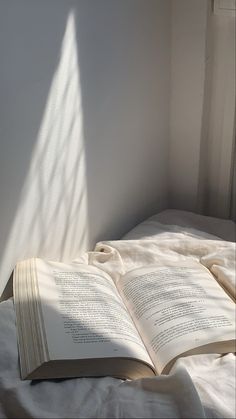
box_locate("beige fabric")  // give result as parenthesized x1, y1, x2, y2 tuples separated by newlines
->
(0, 210, 235, 418)
(90, 234, 235, 298)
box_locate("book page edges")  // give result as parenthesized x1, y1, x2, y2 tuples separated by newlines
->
(24, 357, 156, 380)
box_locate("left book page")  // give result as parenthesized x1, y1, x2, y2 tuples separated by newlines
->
(37, 259, 151, 362)
(14, 258, 155, 379)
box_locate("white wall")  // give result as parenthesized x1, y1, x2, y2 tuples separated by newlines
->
(0, 0, 171, 295)
(169, 0, 209, 211)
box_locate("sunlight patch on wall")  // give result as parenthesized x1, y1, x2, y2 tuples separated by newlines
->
(1, 11, 88, 295)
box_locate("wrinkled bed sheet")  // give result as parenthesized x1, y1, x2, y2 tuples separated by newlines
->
(0, 210, 235, 418)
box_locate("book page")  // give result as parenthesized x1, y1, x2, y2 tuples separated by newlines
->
(117, 261, 235, 373)
(35, 259, 153, 368)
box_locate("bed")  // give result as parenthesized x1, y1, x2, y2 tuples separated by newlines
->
(0, 209, 235, 418)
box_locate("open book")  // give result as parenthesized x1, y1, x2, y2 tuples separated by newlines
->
(13, 258, 235, 380)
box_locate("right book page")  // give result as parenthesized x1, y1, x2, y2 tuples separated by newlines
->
(117, 260, 236, 374)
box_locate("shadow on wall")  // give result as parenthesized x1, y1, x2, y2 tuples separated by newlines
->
(0, 0, 169, 295)
(0, 2, 90, 295)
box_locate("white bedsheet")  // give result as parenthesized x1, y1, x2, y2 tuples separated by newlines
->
(0, 210, 235, 418)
